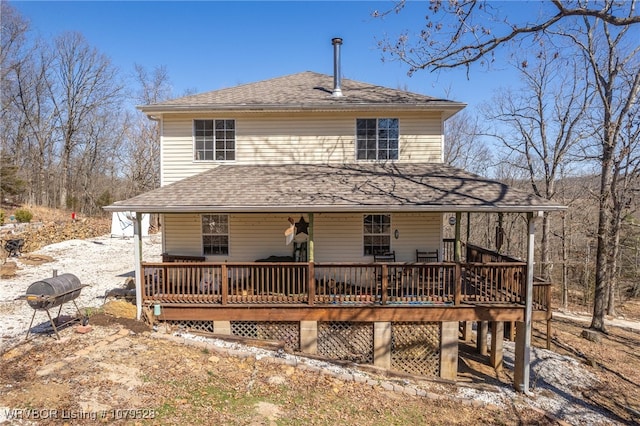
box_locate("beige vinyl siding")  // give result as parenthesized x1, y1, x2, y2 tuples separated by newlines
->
(230, 214, 299, 261)
(162, 214, 203, 256)
(390, 213, 442, 262)
(161, 117, 219, 186)
(162, 212, 442, 263)
(398, 113, 442, 163)
(160, 112, 443, 185)
(314, 213, 441, 263)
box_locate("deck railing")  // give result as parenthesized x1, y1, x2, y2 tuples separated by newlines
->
(141, 260, 546, 309)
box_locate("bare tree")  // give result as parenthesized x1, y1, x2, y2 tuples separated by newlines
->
(376, 0, 640, 332)
(444, 109, 491, 175)
(119, 64, 172, 196)
(47, 32, 124, 209)
(481, 51, 591, 285)
(1, 2, 32, 202)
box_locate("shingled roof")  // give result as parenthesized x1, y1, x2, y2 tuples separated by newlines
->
(138, 71, 465, 116)
(105, 163, 565, 213)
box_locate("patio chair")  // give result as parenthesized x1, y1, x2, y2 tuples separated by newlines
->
(416, 249, 438, 263)
(373, 251, 398, 298)
(374, 251, 396, 263)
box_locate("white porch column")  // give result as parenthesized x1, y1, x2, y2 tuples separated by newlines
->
(515, 211, 540, 393)
(133, 212, 143, 320)
(308, 213, 314, 262)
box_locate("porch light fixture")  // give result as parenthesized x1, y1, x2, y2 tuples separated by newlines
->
(448, 216, 456, 226)
(394, 229, 400, 239)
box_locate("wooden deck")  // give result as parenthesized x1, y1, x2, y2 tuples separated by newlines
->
(140, 260, 551, 323)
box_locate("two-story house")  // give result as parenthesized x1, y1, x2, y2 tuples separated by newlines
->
(105, 38, 564, 391)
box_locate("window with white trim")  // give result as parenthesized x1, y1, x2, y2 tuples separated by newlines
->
(356, 118, 399, 160)
(363, 214, 391, 255)
(194, 119, 235, 161)
(202, 214, 229, 255)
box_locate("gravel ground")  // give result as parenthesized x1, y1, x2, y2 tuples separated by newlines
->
(0, 234, 162, 351)
(0, 234, 633, 425)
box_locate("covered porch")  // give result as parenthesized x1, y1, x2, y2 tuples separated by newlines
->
(105, 163, 564, 392)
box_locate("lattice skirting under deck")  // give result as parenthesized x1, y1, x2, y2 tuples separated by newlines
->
(231, 321, 300, 352)
(161, 319, 443, 377)
(318, 321, 374, 364)
(164, 319, 215, 333)
(391, 322, 441, 377)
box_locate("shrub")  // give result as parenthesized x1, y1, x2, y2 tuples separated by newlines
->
(14, 208, 33, 223)
(0, 210, 4, 225)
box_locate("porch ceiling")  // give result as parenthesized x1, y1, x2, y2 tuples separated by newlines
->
(104, 163, 566, 214)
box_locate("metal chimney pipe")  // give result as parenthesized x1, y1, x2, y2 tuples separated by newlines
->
(332, 37, 343, 97)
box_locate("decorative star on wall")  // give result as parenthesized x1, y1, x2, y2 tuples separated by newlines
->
(295, 216, 308, 235)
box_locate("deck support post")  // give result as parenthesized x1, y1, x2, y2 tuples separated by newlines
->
(373, 322, 391, 369)
(515, 211, 540, 393)
(440, 322, 458, 380)
(133, 212, 143, 321)
(213, 321, 231, 335)
(300, 320, 318, 354)
(490, 321, 504, 370)
(505, 321, 516, 341)
(461, 321, 473, 342)
(477, 321, 488, 356)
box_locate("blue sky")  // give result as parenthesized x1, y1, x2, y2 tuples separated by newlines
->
(11, 1, 528, 110)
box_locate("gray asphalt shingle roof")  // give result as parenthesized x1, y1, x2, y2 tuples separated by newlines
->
(104, 163, 565, 213)
(138, 71, 465, 114)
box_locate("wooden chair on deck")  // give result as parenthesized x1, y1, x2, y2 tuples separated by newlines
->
(374, 251, 397, 298)
(374, 251, 396, 263)
(416, 249, 438, 263)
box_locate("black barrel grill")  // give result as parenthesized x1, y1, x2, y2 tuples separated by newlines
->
(24, 273, 89, 339)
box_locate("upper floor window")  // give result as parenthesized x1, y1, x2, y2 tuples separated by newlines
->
(202, 214, 229, 255)
(356, 118, 399, 160)
(363, 214, 391, 255)
(194, 119, 235, 161)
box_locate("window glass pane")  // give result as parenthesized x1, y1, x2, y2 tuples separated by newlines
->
(202, 214, 229, 255)
(356, 118, 399, 161)
(363, 214, 391, 255)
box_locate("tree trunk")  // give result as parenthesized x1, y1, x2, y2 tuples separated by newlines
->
(562, 212, 568, 310)
(591, 143, 614, 332)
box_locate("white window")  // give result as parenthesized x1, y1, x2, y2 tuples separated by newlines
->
(194, 119, 235, 161)
(356, 118, 399, 160)
(363, 214, 391, 255)
(202, 214, 229, 255)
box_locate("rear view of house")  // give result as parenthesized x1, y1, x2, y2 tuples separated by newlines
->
(106, 38, 564, 392)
